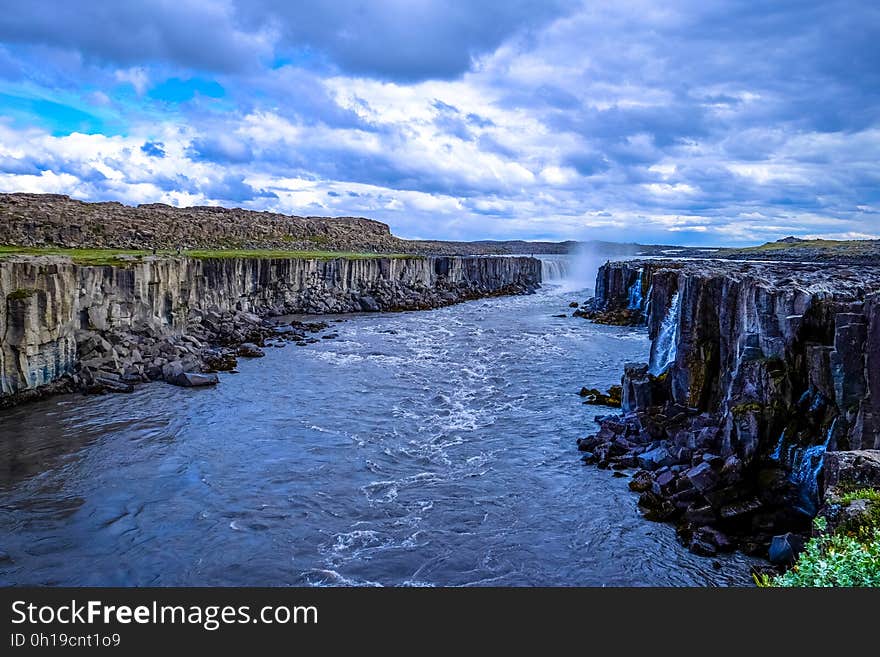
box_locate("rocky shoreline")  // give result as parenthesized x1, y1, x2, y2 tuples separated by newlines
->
(574, 259, 880, 564)
(0, 254, 540, 407)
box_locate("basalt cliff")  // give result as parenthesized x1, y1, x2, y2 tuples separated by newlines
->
(578, 259, 880, 559)
(0, 254, 539, 406)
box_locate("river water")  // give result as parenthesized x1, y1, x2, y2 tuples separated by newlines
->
(0, 276, 756, 586)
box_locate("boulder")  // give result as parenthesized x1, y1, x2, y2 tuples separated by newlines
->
(359, 295, 381, 312)
(237, 343, 265, 358)
(685, 462, 718, 493)
(823, 450, 880, 491)
(637, 446, 676, 470)
(629, 470, 653, 493)
(168, 372, 220, 388)
(93, 376, 134, 394)
(768, 532, 805, 565)
(689, 526, 733, 556)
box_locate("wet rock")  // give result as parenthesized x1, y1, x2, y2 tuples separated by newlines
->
(689, 526, 733, 556)
(629, 470, 653, 492)
(579, 385, 622, 408)
(168, 371, 219, 387)
(93, 376, 134, 394)
(719, 497, 763, 520)
(638, 491, 676, 521)
(685, 462, 718, 493)
(684, 504, 717, 525)
(653, 469, 677, 495)
(768, 532, 805, 565)
(359, 295, 380, 312)
(202, 349, 237, 372)
(638, 446, 676, 470)
(237, 343, 265, 358)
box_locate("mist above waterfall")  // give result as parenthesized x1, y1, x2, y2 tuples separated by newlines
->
(537, 243, 624, 294)
(534, 239, 647, 295)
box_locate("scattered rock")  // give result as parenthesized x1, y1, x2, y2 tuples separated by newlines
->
(168, 372, 219, 388)
(579, 385, 622, 407)
(638, 446, 676, 471)
(629, 470, 654, 492)
(237, 343, 265, 358)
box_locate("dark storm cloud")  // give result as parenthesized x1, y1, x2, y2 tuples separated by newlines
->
(239, 0, 575, 81)
(0, 1, 266, 72)
(0, 0, 574, 80)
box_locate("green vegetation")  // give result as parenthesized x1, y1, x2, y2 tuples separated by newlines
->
(735, 239, 860, 253)
(756, 527, 880, 587)
(722, 238, 879, 260)
(6, 287, 36, 301)
(0, 246, 414, 265)
(758, 492, 880, 587)
(840, 488, 880, 505)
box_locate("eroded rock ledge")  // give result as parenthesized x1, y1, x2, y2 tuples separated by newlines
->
(579, 259, 880, 559)
(0, 254, 539, 406)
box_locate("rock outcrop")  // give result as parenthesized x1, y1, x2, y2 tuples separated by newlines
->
(579, 259, 880, 557)
(0, 193, 578, 255)
(0, 254, 539, 404)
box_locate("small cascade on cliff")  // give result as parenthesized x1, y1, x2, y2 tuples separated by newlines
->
(771, 419, 837, 516)
(643, 283, 654, 322)
(538, 256, 572, 283)
(627, 269, 644, 310)
(649, 291, 681, 375)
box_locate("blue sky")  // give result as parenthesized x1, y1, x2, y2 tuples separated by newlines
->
(0, 0, 877, 245)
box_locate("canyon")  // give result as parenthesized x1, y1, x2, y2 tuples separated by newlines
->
(0, 254, 539, 405)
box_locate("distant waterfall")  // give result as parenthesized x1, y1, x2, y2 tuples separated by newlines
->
(649, 291, 681, 375)
(627, 269, 643, 310)
(538, 256, 572, 283)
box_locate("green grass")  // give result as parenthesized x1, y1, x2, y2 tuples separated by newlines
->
(756, 527, 880, 587)
(722, 239, 878, 258)
(0, 246, 414, 265)
(840, 488, 880, 505)
(757, 491, 880, 587)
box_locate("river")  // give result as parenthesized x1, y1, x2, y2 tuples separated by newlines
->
(0, 272, 756, 586)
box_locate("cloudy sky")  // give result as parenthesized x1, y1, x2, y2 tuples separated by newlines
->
(0, 0, 877, 245)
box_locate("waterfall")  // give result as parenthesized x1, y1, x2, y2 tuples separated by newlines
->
(649, 291, 681, 375)
(770, 430, 786, 461)
(627, 269, 643, 310)
(771, 419, 837, 516)
(538, 256, 571, 283)
(643, 284, 654, 322)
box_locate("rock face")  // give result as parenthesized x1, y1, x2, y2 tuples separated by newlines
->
(0, 254, 539, 403)
(581, 258, 880, 556)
